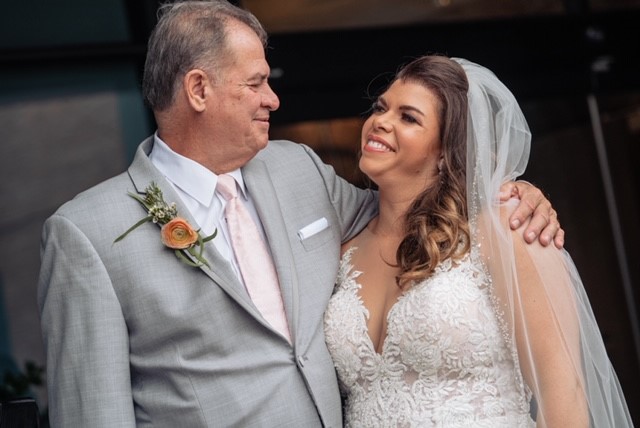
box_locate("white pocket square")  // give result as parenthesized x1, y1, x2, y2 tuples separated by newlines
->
(297, 217, 329, 240)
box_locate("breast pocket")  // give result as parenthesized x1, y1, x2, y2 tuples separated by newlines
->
(297, 217, 335, 251)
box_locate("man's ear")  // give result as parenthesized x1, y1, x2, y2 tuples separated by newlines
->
(184, 69, 209, 112)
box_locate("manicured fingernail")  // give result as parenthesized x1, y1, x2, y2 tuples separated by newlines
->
(511, 219, 520, 228)
(527, 231, 536, 241)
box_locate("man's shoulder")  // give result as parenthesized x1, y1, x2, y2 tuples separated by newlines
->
(260, 139, 313, 159)
(53, 171, 132, 219)
(53, 138, 154, 218)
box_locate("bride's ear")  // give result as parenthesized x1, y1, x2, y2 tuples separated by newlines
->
(437, 156, 445, 175)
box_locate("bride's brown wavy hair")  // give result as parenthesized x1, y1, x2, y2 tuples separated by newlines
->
(393, 55, 471, 289)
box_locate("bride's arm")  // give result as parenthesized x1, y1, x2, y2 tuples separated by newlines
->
(499, 205, 588, 427)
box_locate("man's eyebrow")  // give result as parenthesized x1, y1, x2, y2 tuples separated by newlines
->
(248, 72, 269, 82)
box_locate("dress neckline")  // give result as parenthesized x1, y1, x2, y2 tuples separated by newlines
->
(341, 246, 409, 356)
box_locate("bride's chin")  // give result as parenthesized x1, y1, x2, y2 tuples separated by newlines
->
(358, 158, 379, 175)
(359, 162, 386, 184)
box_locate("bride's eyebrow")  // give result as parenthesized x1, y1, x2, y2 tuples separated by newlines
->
(375, 96, 388, 106)
(399, 105, 425, 116)
(376, 95, 424, 116)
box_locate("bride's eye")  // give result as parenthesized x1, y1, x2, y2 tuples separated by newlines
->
(402, 113, 418, 124)
(371, 101, 385, 113)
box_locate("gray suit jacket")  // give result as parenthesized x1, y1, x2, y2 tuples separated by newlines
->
(38, 138, 377, 427)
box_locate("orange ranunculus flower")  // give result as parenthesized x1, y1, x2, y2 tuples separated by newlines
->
(160, 218, 198, 249)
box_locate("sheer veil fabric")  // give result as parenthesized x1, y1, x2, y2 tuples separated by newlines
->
(456, 57, 633, 427)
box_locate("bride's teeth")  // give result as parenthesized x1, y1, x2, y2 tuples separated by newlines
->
(368, 140, 389, 151)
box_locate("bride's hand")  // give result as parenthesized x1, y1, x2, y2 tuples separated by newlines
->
(499, 181, 564, 249)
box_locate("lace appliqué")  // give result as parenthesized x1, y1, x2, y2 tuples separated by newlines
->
(324, 247, 535, 427)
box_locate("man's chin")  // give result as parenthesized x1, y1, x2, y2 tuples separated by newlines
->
(255, 136, 270, 150)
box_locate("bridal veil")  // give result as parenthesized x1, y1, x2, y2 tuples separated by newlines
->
(456, 57, 633, 427)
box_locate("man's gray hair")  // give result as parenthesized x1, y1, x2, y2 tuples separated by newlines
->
(142, 0, 268, 111)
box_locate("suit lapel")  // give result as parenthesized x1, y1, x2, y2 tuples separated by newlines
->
(126, 139, 265, 323)
(243, 157, 299, 343)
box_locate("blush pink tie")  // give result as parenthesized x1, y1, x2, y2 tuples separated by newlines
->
(216, 174, 291, 343)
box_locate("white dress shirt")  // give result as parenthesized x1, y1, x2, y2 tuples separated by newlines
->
(148, 134, 270, 283)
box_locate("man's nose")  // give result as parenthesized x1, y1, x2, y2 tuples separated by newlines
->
(263, 84, 280, 111)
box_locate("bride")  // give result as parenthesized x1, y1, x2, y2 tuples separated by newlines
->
(323, 55, 632, 427)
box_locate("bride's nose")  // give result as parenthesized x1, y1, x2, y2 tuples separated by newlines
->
(372, 113, 391, 132)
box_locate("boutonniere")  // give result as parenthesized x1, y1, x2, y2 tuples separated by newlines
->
(114, 182, 216, 268)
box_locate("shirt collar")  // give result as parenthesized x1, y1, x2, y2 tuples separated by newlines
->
(149, 133, 249, 205)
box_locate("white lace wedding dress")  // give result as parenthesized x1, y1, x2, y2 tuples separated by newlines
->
(324, 247, 536, 427)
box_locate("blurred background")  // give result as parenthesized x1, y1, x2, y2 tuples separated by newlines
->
(1, 0, 639, 424)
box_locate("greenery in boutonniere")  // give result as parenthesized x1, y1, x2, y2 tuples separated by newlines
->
(114, 182, 216, 267)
